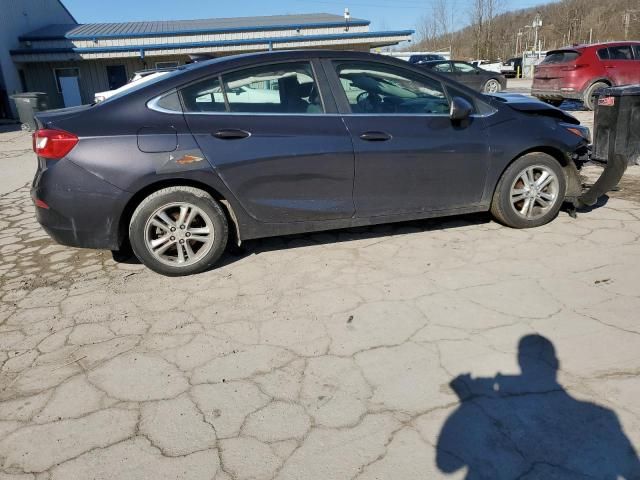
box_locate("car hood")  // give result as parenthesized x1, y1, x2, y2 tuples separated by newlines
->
(488, 93, 579, 124)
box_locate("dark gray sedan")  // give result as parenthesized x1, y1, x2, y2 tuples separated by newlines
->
(32, 50, 589, 276)
(418, 60, 507, 93)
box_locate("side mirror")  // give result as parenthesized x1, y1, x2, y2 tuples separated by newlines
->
(450, 96, 473, 121)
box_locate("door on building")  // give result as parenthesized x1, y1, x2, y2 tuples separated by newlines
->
(55, 68, 82, 107)
(106, 65, 128, 90)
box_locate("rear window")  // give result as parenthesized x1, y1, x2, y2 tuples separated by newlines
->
(541, 51, 580, 64)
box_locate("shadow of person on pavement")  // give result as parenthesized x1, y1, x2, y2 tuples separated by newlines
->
(436, 334, 640, 479)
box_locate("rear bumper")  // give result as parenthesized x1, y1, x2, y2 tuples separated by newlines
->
(531, 89, 583, 101)
(32, 159, 129, 250)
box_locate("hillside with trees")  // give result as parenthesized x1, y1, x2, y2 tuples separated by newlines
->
(415, 0, 640, 60)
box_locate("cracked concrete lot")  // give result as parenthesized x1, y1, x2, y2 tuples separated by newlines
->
(1, 112, 639, 479)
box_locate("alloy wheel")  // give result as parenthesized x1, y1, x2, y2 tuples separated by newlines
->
(144, 202, 215, 266)
(509, 165, 559, 220)
(484, 79, 500, 93)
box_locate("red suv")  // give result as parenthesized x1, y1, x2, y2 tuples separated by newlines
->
(532, 41, 640, 110)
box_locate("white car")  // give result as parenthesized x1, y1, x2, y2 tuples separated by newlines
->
(94, 71, 171, 103)
(471, 60, 503, 73)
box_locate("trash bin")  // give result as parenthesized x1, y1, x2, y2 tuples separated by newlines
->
(593, 85, 640, 166)
(9, 92, 49, 131)
(577, 85, 639, 207)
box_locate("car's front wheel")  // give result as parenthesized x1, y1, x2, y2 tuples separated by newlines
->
(490, 153, 566, 229)
(129, 186, 228, 276)
(483, 79, 502, 93)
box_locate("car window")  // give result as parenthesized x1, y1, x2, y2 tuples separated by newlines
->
(608, 45, 633, 60)
(541, 51, 580, 64)
(634, 45, 640, 59)
(180, 76, 226, 112)
(432, 62, 453, 73)
(597, 48, 610, 60)
(222, 62, 322, 114)
(334, 61, 449, 115)
(453, 62, 476, 73)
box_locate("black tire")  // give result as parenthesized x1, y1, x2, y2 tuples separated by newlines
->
(483, 78, 502, 93)
(490, 153, 566, 229)
(129, 186, 228, 276)
(583, 81, 608, 111)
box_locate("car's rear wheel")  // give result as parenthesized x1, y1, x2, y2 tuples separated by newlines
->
(583, 81, 608, 111)
(129, 186, 228, 276)
(490, 153, 566, 229)
(483, 79, 501, 93)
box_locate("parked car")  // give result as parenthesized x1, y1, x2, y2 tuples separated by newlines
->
(32, 50, 590, 276)
(418, 60, 507, 93)
(501, 57, 523, 78)
(408, 54, 447, 64)
(532, 41, 640, 110)
(471, 60, 503, 73)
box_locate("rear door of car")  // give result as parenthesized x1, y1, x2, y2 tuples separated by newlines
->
(602, 44, 639, 85)
(429, 61, 456, 80)
(452, 62, 483, 90)
(322, 58, 490, 217)
(180, 59, 355, 223)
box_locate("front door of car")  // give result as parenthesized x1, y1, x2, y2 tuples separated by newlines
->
(324, 60, 490, 217)
(181, 61, 355, 223)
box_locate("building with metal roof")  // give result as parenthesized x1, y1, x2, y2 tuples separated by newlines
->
(1, 3, 412, 114)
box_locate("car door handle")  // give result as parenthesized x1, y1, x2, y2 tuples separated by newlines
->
(213, 129, 251, 140)
(604, 65, 616, 69)
(359, 131, 392, 142)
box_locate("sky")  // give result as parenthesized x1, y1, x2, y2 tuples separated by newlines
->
(62, 0, 557, 33)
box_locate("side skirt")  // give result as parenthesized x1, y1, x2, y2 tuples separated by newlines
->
(239, 204, 491, 241)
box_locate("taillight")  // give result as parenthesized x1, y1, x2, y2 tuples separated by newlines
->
(32, 129, 78, 160)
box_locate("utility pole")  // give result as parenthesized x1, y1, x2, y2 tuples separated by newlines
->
(532, 13, 542, 59)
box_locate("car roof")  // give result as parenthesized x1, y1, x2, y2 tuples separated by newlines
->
(168, 49, 434, 79)
(557, 41, 640, 51)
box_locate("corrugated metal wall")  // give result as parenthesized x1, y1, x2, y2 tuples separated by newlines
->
(20, 55, 186, 108)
